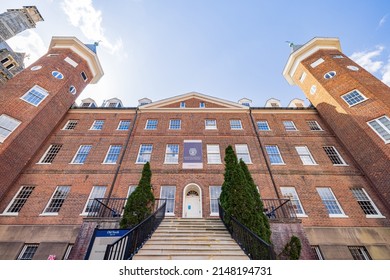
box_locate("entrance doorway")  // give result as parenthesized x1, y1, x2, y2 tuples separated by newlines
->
(183, 183, 202, 218)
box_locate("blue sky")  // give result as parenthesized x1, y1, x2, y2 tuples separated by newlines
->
(2, 0, 390, 107)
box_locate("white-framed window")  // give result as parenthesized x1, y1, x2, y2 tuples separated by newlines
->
(82, 186, 107, 215)
(299, 72, 307, 83)
(160, 186, 176, 215)
(310, 85, 317, 95)
(117, 120, 131, 130)
(63, 244, 73, 260)
(333, 55, 344, 59)
(295, 146, 317, 165)
(205, 119, 217, 130)
(265, 145, 284, 165)
(230, 120, 242, 130)
(71, 145, 92, 164)
(306, 120, 323, 131)
(81, 71, 88, 81)
(207, 144, 222, 164)
(280, 187, 306, 217)
(180, 101, 186, 108)
(3, 186, 35, 215)
(324, 71, 336, 79)
(17, 244, 39, 260)
(311, 246, 324, 260)
(42, 186, 71, 214)
(164, 144, 179, 164)
(21, 85, 49, 106)
(103, 145, 122, 164)
(341, 89, 368, 107)
(199, 102, 205, 108)
(235, 144, 252, 164)
(38, 144, 63, 164)
(316, 187, 347, 217)
(310, 58, 324, 68)
(169, 119, 181, 130)
(283, 120, 297, 131)
(136, 144, 153, 163)
(349, 246, 372, 260)
(52, 71, 64, 79)
(351, 188, 384, 218)
(257, 121, 270, 131)
(0, 114, 21, 143)
(127, 186, 137, 198)
(323, 146, 347, 165)
(145, 119, 158, 130)
(210, 186, 222, 215)
(367, 115, 390, 143)
(62, 120, 78, 130)
(90, 120, 104, 130)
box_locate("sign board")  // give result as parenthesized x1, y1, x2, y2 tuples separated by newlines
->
(183, 140, 203, 169)
(86, 229, 129, 260)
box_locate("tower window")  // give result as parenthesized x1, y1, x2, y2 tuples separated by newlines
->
(347, 65, 359, 71)
(81, 71, 88, 81)
(21, 85, 49, 106)
(324, 71, 336, 79)
(69, 85, 77, 95)
(341, 89, 368, 107)
(52, 71, 64, 79)
(30, 65, 42, 71)
(310, 58, 324, 68)
(367, 115, 390, 143)
(310, 85, 317, 95)
(0, 114, 21, 143)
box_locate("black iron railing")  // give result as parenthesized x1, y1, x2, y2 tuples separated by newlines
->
(218, 201, 275, 260)
(86, 198, 128, 218)
(103, 199, 166, 260)
(262, 199, 297, 221)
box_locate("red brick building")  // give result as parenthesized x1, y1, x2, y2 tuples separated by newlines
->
(0, 36, 389, 260)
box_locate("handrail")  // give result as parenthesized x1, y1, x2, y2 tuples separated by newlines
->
(219, 201, 275, 260)
(103, 199, 166, 260)
(87, 198, 127, 218)
(262, 198, 297, 221)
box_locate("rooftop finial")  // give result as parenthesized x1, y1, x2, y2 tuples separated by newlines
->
(286, 41, 294, 48)
(94, 40, 102, 46)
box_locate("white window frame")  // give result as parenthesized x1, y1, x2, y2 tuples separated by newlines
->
(160, 186, 176, 215)
(323, 146, 347, 166)
(136, 144, 153, 164)
(324, 71, 336, 79)
(280, 187, 307, 217)
(62, 120, 78, 130)
(17, 244, 39, 260)
(164, 144, 179, 164)
(341, 89, 368, 107)
(207, 144, 222, 164)
(235, 144, 252, 164)
(257, 121, 270, 131)
(209, 186, 222, 216)
(3, 185, 35, 215)
(349, 246, 372, 260)
(351, 188, 385, 218)
(0, 114, 21, 143)
(145, 119, 158, 130)
(299, 72, 307, 83)
(199, 102, 205, 108)
(283, 120, 298, 131)
(127, 186, 137, 198)
(306, 120, 323, 131)
(117, 120, 131, 130)
(71, 145, 92, 164)
(103, 145, 122, 164)
(311, 246, 324, 260)
(81, 186, 107, 215)
(310, 58, 324, 68)
(20, 85, 49, 106)
(205, 119, 217, 130)
(265, 145, 285, 165)
(90, 120, 104, 130)
(295, 146, 317, 165)
(41, 186, 71, 215)
(180, 101, 186, 108)
(169, 119, 181, 130)
(316, 187, 348, 218)
(230, 120, 242, 130)
(38, 144, 62, 164)
(367, 115, 390, 144)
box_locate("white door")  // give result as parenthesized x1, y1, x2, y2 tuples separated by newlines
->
(185, 191, 201, 218)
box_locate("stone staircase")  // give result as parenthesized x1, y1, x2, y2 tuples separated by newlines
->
(132, 218, 249, 260)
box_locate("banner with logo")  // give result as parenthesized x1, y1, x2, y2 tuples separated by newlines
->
(183, 140, 203, 169)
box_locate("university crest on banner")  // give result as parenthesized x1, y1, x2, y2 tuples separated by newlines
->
(183, 140, 203, 169)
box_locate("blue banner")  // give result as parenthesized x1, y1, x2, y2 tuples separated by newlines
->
(183, 140, 203, 169)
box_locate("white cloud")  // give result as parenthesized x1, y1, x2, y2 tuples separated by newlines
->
(350, 46, 384, 73)
(6, 30, 46, 67)
(381, 58, 390, 86)
(61, 0, 123, 55)
(378, 14, 388, 28)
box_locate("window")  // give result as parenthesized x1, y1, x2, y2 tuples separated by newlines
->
(1, 57, 9, 64)
(81, 71, 88, 81)
(69, 85, 76, 95)
(71, 145, 92, 164)
(160, 186, 176, 215)
(265, 145, 284, 165)
(311, 246, 324, 260)
(136, 144, 153, 163)
(324, 71, 336, 79)
(310, 85, 317, 95)
(257, 121, 270, 131)
(4, 186, 35, 214)
(63, 120, 78, 130)
(347, 65, 359, 71)
(63, 244, 73, 260)
(30, 65, 42, 71)
(180, 101, 186, 108)
(164, 144, 179, 164)
(169, 119, 181, 130)
(43, 186, 71, 214)
(333, 55, 344, 59)
(323, 146, 347, 165)
(90, 120, 104, 130)
(280, 187, 306, 216)
(341, 89, 368, 107)
(145, 119, 158, 130)
(127, 186, 137, 198)
(199, 102, 205, 108)
(38, 144, 62, 164)
(235, 144, 252, 164)
(108, 102, 118, 108)
(316, 187, 346, 217)
(210, 186, 222, 215)
(21, 85, 48, 106)
(117, 120, 131, 130)
(207, 144, 222, 164)
(351, 188, 383, 217)
(103, 145, 122, 164)
(310, 58, 324, 68)
(83, 186, 107, 214)
(307, 120, 322, 131)
(295, 146, 317, 165)
(52, 71, 64, 79)
(299, 72, 307, 83)
(283, 120, 297, 131)
(205, 119, 217, 129)
(0, 114, 21, 142)
(230, 120, 242, 130)
(367, 115, 390, 143)
(348, 246, 372, 260)
(17, 244, 38, 260)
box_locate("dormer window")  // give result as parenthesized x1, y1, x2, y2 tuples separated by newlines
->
(180, 101, 186, 108)
(199, 102, 205, 108)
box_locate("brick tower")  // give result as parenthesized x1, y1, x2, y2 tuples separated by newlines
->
(283, 37, 390, 211)
(0, 36, 103, 200)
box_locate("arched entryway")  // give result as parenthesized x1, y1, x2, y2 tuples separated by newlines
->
(182, 183, 202, 218)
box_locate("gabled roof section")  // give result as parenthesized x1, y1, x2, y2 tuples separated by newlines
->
(139, 92, 249, 111)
